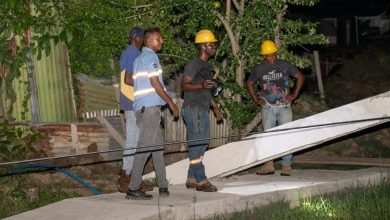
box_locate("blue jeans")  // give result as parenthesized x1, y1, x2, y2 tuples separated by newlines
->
(123, 110, 139, 175)
(261, 104, 293, 166)
(182, 107, 210, 182)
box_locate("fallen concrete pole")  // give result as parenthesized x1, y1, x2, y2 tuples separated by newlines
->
(144, 91, 390, 185)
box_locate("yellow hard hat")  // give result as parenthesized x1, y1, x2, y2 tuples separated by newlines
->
(195, 30, 218, 44)
(260, 40, 278, 55)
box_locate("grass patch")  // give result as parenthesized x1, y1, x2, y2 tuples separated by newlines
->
(0, 174, 81, 219)
(208, 180, 390, 220)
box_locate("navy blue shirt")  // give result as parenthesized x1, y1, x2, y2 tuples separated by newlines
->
(249, 60, 298, 106)
(119, 45, 141, 111)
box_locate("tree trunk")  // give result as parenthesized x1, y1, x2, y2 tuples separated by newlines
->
(239, 111, 262, 136)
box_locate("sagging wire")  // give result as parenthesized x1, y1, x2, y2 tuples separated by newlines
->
(0, 116, 389, 167)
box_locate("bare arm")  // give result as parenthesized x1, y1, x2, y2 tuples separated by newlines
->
(124, 71, 134, 86)
(181, 75, 213, 92)
(210, 98, 223, 121)
(246, 80, 265, 106)
(285, 71, 305, 103)
(149, 76, 179, 117)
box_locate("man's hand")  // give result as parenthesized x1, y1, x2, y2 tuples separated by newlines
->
(247, 79, 266, 106)
(201, 80, 214, 89)
(284, 94, 297, 104)
(213, 107, 223, 122)
(285, 71, 305, 104)
(255, 98, 266, 106)
(210, 98, 223, 122)
(150, 76, 179, 118)
(168, 102, 179, 118)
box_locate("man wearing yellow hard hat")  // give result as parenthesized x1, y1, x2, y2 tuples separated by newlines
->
(181, 29, 223, 192)
(247, 40, 305, 176)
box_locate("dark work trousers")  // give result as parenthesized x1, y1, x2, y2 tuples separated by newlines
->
(128, 106, 168, 190)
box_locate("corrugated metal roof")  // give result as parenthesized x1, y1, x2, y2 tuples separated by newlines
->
(9, 40, 76, 122)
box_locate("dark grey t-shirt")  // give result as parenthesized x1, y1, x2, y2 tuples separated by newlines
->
(249, 60, 298, 106)
(183, 57, 212, 109)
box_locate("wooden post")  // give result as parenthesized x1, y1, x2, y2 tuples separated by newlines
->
(71, 124, 79, 153)
(313, 50, 325, 104)
(96, 114, 125, 147)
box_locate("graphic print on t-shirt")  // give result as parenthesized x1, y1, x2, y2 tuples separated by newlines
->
(261, 69, 290, 106)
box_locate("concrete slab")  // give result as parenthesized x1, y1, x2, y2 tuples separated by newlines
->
(5, 167, 389, 220)
(145, 91, 390, 185)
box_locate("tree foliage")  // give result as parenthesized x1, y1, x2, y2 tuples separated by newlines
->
(0, 123, 44, 162)
(0, 0, 65, 119)
(2, 0, 327, 132)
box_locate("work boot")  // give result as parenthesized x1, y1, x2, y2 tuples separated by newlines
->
(159, 188, 170, 197)
(281, 165, 291, 176)
(195, 179, 218, 192)
(186, 178, 197, 189)
(125, 189, 153, 200)
(140, 179, 154, 192)
(118, 170, 130, 193)
(256, 161, 275, 175)
(118, 170, 153, 193)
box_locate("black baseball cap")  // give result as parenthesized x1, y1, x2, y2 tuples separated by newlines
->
(128, 27, 144, 38)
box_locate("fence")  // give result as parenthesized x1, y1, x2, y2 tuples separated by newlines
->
(163, 98, 231, 155)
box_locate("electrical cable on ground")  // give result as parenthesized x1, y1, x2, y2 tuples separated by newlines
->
(9, 164, 100, 195)
(0, 116, 389, 167)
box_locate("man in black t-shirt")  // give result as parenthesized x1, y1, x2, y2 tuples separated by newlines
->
(181, 30, 223, 192)
(247, 40, 304, 176)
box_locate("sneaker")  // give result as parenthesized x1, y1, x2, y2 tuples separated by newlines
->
(195, 179, 218, 192)
(256, 161, 275, 175)
(159, 188, 170, 197)
(186, 178, 197, 189)
(125, 189, 153, 200)
(281, 165, 291, 176)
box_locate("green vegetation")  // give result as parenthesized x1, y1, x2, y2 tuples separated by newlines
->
(208, 180, 390, 220)
(0, 174, 81, 219)
(0, 124, 44, 162)
(1, 0, 327, 131)
(0, 1, 65, 118)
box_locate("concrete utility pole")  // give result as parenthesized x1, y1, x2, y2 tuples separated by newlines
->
(313, 50, 325, 104)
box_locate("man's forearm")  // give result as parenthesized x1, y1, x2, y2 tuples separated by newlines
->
(292, 72, 305, 97)
(246, 81, 258, 102)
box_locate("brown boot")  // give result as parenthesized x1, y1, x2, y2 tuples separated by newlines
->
(281, 165, 291, 176)
(118, 170, 153, 193)
(195, 179, 217, 192)
(256, 161, 275, 175)
(186, 178, 197, 189)
(118, 170, 130, 193)
(140, 179, 154, 192)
